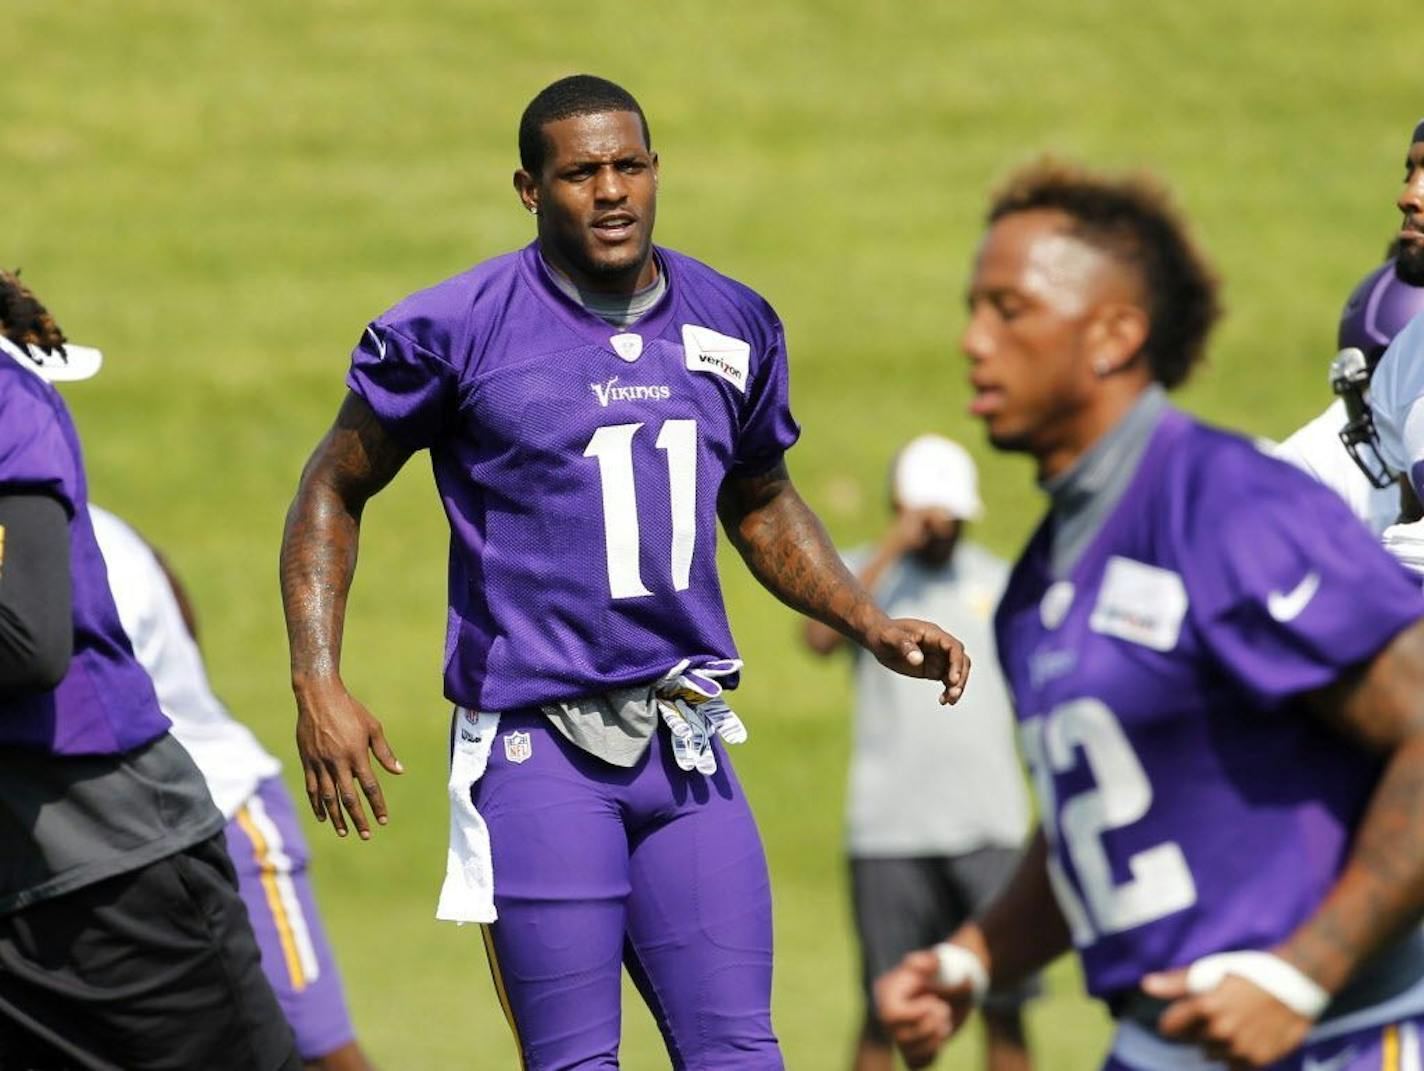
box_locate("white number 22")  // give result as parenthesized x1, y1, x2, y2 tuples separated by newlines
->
(1020, 698, 1197, 944)
(583, 420, 698, 599)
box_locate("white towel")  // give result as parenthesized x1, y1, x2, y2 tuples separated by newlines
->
(435, 708, 501, 924)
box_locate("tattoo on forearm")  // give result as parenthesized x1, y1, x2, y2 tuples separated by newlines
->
(279, 394, 413, 686)
(718, 462, 877, 638)
(1289, 624, 1424, 991)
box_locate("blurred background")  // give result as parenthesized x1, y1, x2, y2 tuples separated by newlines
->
(9, 1, 1420, 1065)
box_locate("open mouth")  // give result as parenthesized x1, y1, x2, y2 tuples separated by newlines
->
(968, 384, 1004, 417)
(592, 214, 637, 242)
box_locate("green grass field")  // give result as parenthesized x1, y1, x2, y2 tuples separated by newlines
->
(8, 1, 1422, 1066)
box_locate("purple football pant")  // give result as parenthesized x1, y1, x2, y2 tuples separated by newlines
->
(474, 710, 783, 1070)
(223, 776, 357, 1062)
(1102, 1011, 1424, 1070)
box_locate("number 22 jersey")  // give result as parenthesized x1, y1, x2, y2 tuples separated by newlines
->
(995, 407, 1424, 1003)
(347, 242, 800, 713)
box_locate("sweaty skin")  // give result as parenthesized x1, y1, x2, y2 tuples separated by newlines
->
(280, 395, 411, 840)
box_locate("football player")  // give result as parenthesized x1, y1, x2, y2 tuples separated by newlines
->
(0, 270, 300, 1069)
(1273, 257, 1424, 538)
(876, 159, 1424, 1070)
(279, 75, 970, 1069)
(1369, 120, 1424, 478)
(90, 505, 374, 1071)
(1274, 121, 1424, 575)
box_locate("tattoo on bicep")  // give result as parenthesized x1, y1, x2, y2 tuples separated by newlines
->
(327, 394, 415, 500)
(279, 395, 413, 678)
(1314, 621, 1424, 751)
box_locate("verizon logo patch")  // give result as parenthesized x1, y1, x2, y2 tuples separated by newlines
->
(682, 324, 750, 393)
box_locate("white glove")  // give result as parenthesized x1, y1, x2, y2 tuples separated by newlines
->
(654, 659, 746, 775)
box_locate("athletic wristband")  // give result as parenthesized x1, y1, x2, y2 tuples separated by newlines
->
(1184, 951, 1330, 1020)
(931, 942, 990, 1004)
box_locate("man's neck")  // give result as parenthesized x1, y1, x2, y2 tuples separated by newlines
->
(538, 244, 657, 296)
(1033, 382, 1156, 483)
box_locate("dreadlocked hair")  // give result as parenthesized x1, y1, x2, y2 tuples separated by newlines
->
(0, 270, 67, 353)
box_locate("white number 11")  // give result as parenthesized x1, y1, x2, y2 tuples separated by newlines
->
(583, 419, 699, 599)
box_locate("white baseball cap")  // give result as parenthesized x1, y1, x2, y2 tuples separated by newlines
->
(0, 334, 103, 382)
(892, 434, 983, 520)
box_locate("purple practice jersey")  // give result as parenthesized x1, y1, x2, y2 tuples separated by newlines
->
(348, 243, 800, 712)
(0, 352, 171, 754)
(995, 409, 1424, 1001)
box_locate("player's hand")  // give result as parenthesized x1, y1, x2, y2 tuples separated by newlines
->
(874, 949, 973, 1068)
(294, 678, 404, 841)
(1142, 964, 1313, 1069)
(864, 615, 971, 704)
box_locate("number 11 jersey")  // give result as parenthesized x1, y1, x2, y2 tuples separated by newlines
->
(346, 242, 800, 713)
(995, 408, 1424, 1003)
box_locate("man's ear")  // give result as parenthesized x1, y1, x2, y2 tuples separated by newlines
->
(512, 169, 538, 215)
(1088, 302, 1151, 376)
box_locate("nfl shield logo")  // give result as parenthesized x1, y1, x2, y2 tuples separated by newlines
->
(503, 731, 532, 764)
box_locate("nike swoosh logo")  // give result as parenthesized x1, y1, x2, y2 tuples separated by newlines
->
(1267, 571, 1321, 623)
(364, 325, 387, 361)
(1302, 1046, 1356, 1071)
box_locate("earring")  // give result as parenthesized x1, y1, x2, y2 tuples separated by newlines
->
(1094, 357, 1111, 376)
(527, 203, 538, 216)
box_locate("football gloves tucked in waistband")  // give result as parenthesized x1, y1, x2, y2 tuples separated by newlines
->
(653, 658, 747, 776)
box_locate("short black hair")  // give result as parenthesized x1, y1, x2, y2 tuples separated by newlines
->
(988, 158, 1222, 390)
(518, 75, 651, 175)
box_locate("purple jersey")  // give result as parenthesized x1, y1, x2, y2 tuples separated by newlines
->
(0, 353, 171, 754)
(348, 243, 800, 712)
(995, 409, 1424, 1001)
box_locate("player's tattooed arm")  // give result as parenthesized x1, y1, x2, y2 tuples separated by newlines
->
(718, 462, 971, 702)
(1278, 618, 1424, 993)
(280, 392, 413, 840)
(1143, 619, 1424, 1068)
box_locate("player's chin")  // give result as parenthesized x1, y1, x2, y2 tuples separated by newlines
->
(1396, 242, 1424, 286)
(585, 234, 650, 275)
(985, 420, 1034, 454)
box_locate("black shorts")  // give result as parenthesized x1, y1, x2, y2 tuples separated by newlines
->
(0, 834, 301, 1071)
(850, 847, 1041, 1036)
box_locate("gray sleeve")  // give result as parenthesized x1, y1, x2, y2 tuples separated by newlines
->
(0, 493, 73, 695)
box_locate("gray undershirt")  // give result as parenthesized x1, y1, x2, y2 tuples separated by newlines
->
(537, 256, 671, 766)
(541, 686, 662, 768)
(546, 258, 667, 328)
(1042, 385, 1169, 577)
